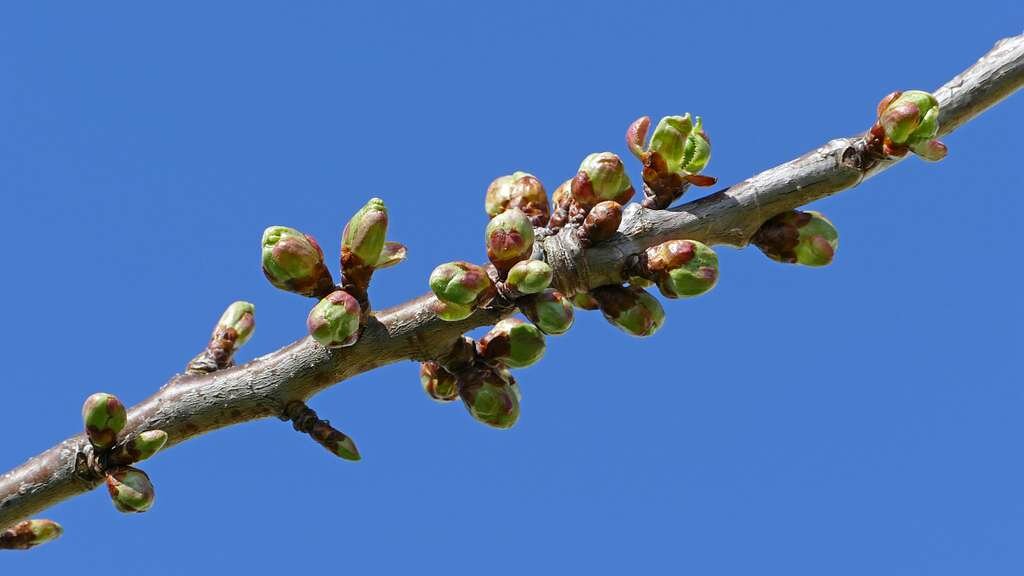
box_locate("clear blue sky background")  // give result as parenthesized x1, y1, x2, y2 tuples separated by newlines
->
(2, 2, 1022, 574)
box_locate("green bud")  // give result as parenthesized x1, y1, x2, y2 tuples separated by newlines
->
(910, 138, 948, 162)
(571, 292, 600, 310)
(341, 198, 389, 270)
(518, 289, 574, 335)
(877, 90, 946, 161)
(649, 114, 693, 174)
(111, 430, 169, 465)
(580, 200, 622, 246)
(429, 261, 495, 306)
(0, 519, 63, 550)
(485, 208, 535, 273)
(215, 301, 255, 348)
(485, 171, 550, 227)
(644, 239, 719, 298)
(82, 392, 127, 451)
(591, 285, 665, 337)
(683, 117, 712, 173)
(310, 420, 360, 461)
(432, 298, 475, 322)
(105, 466, 155, 513)
(571, 152, 635, 210)
(505, 259, 553, 295)
(458, 366, 520, 429)
(374, 241, 408, 269)
(477, 318, 546, 368)
(420, 361, 459, 402)
(261, 226, 334, 297)
(307, 290, 362, 348)
(751, 210, 839, 267)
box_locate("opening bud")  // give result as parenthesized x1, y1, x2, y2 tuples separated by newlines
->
(420, 361, 459, 402)
(307, 290, 362, 348)
(458, 365, 520, 429)
(477, 318, 546, 368)
(591, 285, 665, 337)
(505, 259, 553, 295)
(82, 392, 127, 451)
(261, 226, 334, 297)
(877, 90, 947, 161)
(106, 466, 155, 513)
(342, 198, 389, 272)
(518, 289, 574, 335)
(751, 210, 839, 267)
(571, 152, 635, 210)
(429, 261, 495, 307)
(485, 171, 550, 227)
(0, 519, 63, 550)
(644, 239, 719, 298)
(485, 208, 535, 273)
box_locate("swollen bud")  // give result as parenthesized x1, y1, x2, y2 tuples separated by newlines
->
(82, 392, 127, 451)
(644, 239, 719, 298)
(571, 152, 635, 210)
(458, 365, 520, 429)
(477, 318, 546, 368)
(877, 90, 947, 161)
(429, 262, 495, 306)
(751, 210, 839, 267)
(506, 259, 553, 295)
(341, 198, 389, 271)
(518, 289, 574, 335)
(591, 285, 665, 337)
(0, 519, 63, 550)
(580, 200, 622, 246)
(420, 361, 459, 403)
(309, 420, 360, 461)
(485, 208, 535, 273)
(485, 171, 550, 226)
(307, 290, 362, 348)
(111, 430, 169, 465)
(105, 466, 155, 513)
(261, 226, 334, 297)
(215, 301, 255, 348)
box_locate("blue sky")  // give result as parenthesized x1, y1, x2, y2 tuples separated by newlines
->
(2, 2, 1022, 574)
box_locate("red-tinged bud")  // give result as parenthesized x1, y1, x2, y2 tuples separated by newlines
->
(106, 467, 155, 513)
(580, 200, 622, 246)
(477, 318, 546, 368)
(572, 152, 635, 210)
(261, 226, 335, 297)
(643, 239, 719, 298)
(591, 285, 665, 337)
(485, 171, 550, 226)
(751, 210, 839, 267)
(485, 209, 535, 273)
(518, 289, 574, 335)
(307, 290, 362, 348)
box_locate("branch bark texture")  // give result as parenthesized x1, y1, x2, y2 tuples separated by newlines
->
(2, 34, 1022, 531)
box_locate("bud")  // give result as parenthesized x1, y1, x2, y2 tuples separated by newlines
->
(477, 318, 546, 368)
(261, 226, 334, 297)
(111, 430, 169, 465)
(373, 241, 408, 269)
(649, 115, 694, 173)
(432, 298, 474, 322)
(214, 301, 255, 348)
(591, 285, 665, 337)
(106, 466, 155, 513)
(429, 261, 495, 306)
(580, 200, 622, 246)
(571, 152, 635, 210)
(626, 115, 652, 159)
(458, 365, 520, 429)
(485, 171, 550, 226)
(0, 519, 63, 550)
(629, 114, 715, 210)
(877, 90, 947, 161)
(307, 290, 362, 348)
(82, 392, 127, 451)
(485, 208, 535, 273)
(505, 259, 553, 295)
(341, 198, 389, 271)
(571, 292, 599, 310)
(420, 361, 459, 402)
(751, 210, 839, 267)
(683, 117, 712, 173)
(518, 289, 574, 335)
(644, 239, 719, 298)
(548, 179, 573, 231)
(309, 420, 360, 461)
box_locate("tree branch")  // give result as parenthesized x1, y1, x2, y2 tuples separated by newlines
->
(2, 34, 1022, 533)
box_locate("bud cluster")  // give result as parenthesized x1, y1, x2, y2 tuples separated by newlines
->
(871, 90, 948, 161)
(261, 197, 408, 350)
(81, 392, 167, 514)
(627, 113, 717, 209)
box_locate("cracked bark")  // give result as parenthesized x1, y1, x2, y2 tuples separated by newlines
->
(2, 34, 1022, 532)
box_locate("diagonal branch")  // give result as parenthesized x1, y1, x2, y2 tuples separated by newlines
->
(2, 34, 1022, 533)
